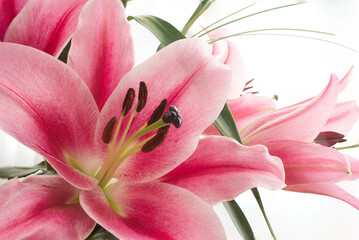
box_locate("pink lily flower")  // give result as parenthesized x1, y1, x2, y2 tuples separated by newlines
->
(0, 0, 285, 239)
(0, 0, 87, 56)
(206, 69, 359, 210)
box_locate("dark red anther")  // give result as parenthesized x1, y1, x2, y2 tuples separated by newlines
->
(141, 125, 170, 153)
(122, 88, 135, 116)
(102, 117, 117, 144)
(147, 99, 167, 125)
(137, 81, 148, 112)
(314, 131, 347, 147)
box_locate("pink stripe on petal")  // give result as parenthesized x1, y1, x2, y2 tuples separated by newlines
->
(68, 0, 134, 110)
(0, 0, 28, 40)
(4, 0, 87, 57)
(97, 38, 231, 183)
(0, 176, 95, 239)
(285, 183, 359, 210)
(160, 136, 285, 205)
(242, 74, 339, 144)
(262, 141, 350, 185)
(80, 181, 226, 240)
(0, 43, 100, 189)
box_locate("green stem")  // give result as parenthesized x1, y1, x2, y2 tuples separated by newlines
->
(225, 33, 359, 53)
(182, 0, 215, 35)
(251, 188, 276, 240)
(191, 3, 255, 37)
(336, 144, 359, 150)
(199, 3, 303, 37)
(208, 28, 334, 43)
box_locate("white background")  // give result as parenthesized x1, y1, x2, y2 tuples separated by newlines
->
(1, 0, 359, 239)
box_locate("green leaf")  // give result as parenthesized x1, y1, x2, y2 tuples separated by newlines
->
(251, 188, 276, 240)
(128, 15, 185, 49)
(86, 225, 118, 240)
(223, 200, 255, 240)
(58, 40, 71, 64)
(182, 0, 215, 35)
(213, 103, 242, 144)
(0, 162, 47, 179)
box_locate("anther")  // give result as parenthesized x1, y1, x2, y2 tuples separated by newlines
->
(162, 105, 182, 128)
(314, 131, 347, 147)
(102, 117, 117, 144)
(141, 125, 170, 153)
(148, 99, 167, 125)
(137, 81, 148, 112)
(122, 88, 135, 116)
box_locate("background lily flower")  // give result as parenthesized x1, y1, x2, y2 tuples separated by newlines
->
(0, 0, 87, 57)
(206, 70, 359, 210)
(0, 0, 285, 238)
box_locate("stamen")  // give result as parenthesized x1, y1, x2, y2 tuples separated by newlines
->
(314, 131, 347, 147)
(243, 86, 253, 91)
(122, 88, 135, 116)
(244, 78, 254, 88)
(162, 105, 182, 128)
(141, 125, 170, 153)
(102, 117, 117, 144)
(148, 99, 167, 125)
(137, 81, 148, 112)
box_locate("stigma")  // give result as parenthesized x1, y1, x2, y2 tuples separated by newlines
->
(96, 81, 182, 188)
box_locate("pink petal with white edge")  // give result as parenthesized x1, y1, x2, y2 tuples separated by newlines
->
(0, 0, 28, 40)
(285, 183, 359, 210)
(242, 74, 339, 144)
(0, 43, 101, 189)
(159, 136, 285, 205)
(97, 38, 231, 183)
(345, 154, 359, 181)
(338, 66, 354, 93)
(204, 94, 276, 135)
(80, 181, 226, 240)
(68, 0, 134, 110)
(262, 140, 350, 185)
(208, 28, 247, 99)
(0, 176, 95, 239)
(4, 0, 87, 57)
(322, 101, 359, 135)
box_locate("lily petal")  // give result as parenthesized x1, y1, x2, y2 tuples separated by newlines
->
(0, 0, 28, 40)
(242, 74, 339, 144)
(159, 136, 285, 205)
(68, 0, 134, 110)
(262, 140, 350, 185)
(322, 101, 359, 135)
(0, 43, 100, 189)
(204, 94, 276, 135)
(208, 28, 247, 99)
(345, 154, 359, 181)
(4, 0, 87, 57)
(285, 183, 359, 210)
(97, 38, 231, 183)
(80, 181, 226, 240)
(0, 176, 95, 239)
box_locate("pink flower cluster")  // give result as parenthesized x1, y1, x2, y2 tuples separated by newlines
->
(0, 0, 357, 239)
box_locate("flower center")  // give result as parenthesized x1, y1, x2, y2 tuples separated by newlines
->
(95, 82, 182, 188)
